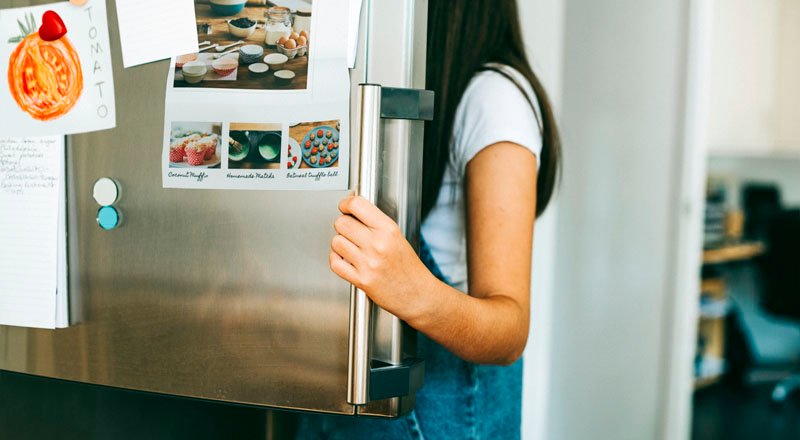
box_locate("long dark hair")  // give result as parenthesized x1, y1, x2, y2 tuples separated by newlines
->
(423, 0, 561, 219)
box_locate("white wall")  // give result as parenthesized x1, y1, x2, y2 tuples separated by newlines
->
(518, 1, 565, 439)
(707, 0, 800, 154)
(545, 1, 701, 439)
(776, 0, 800, 149)
(706, 0, 781, 153)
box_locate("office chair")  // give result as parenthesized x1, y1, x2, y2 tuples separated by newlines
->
(759, 209, 800, 402)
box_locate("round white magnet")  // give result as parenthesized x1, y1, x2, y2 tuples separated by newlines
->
(93, 177, 119, 206)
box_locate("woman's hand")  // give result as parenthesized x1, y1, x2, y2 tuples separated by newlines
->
(329, 195, 436, 322)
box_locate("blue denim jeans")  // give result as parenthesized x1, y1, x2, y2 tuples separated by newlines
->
(297, 237, 523, 439)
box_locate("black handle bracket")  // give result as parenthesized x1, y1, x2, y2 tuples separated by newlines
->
(369, 358, 425, 401)
(380, 88, 434, 121)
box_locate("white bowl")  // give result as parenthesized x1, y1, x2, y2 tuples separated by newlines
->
(227, 19, 256, 38)
(248, 63, 269, 74)
(182, 61, 208, 84)
(263, 53, 289, 69)
(274, 69, 295, 84)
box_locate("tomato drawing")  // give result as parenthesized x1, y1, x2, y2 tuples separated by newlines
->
(7, 11, 83, 121)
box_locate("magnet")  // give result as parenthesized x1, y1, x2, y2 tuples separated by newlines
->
(97, 206, 120, 231)
(93, 177, 119, 206)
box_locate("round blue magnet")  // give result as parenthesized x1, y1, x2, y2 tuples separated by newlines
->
(97, 206, 120, 230)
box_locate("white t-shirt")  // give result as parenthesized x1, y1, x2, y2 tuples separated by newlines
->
(420, 64, 543, 292)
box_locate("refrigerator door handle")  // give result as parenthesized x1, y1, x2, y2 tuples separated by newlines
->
(347, 84, 434, 406)
(347, 84, 382, 406)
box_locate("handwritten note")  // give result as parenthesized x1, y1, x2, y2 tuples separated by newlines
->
(115, 0, 198, 68)
(0, 137, 66, 329)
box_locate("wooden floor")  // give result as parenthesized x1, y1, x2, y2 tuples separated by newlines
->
(693, 382, 800, 440)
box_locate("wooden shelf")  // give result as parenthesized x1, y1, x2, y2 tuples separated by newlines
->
(700, 278, 725, 298)
(694, 374, 723, 390)
(703, 242, 766, 265)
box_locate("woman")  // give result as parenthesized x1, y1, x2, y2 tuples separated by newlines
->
(300, 0, 560, 437)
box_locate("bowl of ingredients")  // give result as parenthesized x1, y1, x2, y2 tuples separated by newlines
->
(263, 53, 288, 70)
(228, 17, 257, 38)
(228, 137, 250, 161)
(274, 69, 295, 85)
(258, 132, 282, 162)
(209, 0, 246, 16)
(182, 61, 207, 84)
(239, 44, 264, 64)
(301, 126, 339, 168)
(176, 53, 197, 68)
(212, 58, 238, 76)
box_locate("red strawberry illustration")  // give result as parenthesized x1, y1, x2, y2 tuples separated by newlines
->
(39, 10, 67, 41)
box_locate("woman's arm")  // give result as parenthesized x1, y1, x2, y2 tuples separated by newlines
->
(330, 142, 538, 365)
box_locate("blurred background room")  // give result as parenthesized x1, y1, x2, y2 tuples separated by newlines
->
(522, 0, 800, 439)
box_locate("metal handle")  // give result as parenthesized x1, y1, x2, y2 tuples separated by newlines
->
(347, 84, 382, 405)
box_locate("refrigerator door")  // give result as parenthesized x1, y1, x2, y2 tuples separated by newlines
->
(0, 0, 427, 417)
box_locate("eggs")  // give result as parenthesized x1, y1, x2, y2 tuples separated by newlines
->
(276, 30, 308, 57)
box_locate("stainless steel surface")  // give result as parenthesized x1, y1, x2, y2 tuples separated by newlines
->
(0, 0, 353, 415)
(0, 0, 428, 418)
(347, 85, 381, 406)
(359, 0, 428, 418)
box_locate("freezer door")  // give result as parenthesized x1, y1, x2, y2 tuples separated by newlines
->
(0, 0, 428, 418)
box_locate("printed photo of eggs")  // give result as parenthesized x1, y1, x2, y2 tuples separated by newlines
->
(169, 122, 222, 168)
(288, 120, 341, 169)
(174, 0, 312, 91)
(228, 123, 282, 169)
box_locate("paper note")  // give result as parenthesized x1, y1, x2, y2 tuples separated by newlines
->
(115, 0, 198, 68)
(0, 0, 116, 137)
(347, 0, 363, 68)
(0, 137, 65, 329)
(161, 0, 351, 191)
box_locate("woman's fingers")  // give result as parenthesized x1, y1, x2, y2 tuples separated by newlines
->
(329, 250, 359, 285)
(331, 234, 363, 267)
(333, 214, 371, 247)
(338, 196, 392, 229)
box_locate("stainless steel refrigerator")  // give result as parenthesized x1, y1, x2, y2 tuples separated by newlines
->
(0, 0, 430, 418)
